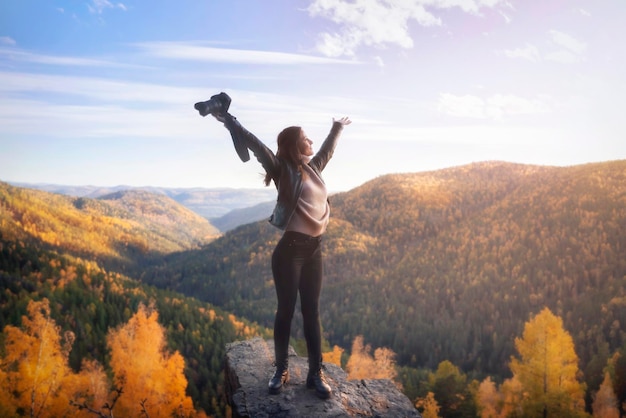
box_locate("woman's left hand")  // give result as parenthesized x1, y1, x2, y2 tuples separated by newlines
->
(334, 117, 352, 126)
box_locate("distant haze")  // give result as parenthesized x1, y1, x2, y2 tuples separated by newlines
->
(11, 183, 276, 219)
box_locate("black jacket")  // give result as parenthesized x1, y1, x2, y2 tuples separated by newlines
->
(223, 114, 344, 230)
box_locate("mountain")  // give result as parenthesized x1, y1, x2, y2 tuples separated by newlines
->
(209, 200, 275, 232)
(139, 160, 626, 394)
(0, 182, 220, 273)
(9, 183, 277, 220)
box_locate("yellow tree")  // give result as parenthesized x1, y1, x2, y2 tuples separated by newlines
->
(0, 299, 107, 417)
(476, 377, 500, 418)
(416, 391, 441, 418)
(323, 345, 344, 367)
(70, 359, 111, 416)
(107, 303, 195, 417)
(509, 307, 587, 417)
(498, 375, 524, 418)
(0, 358, 17, 417)
(592, 372, 619, 418)
(346, 335, 397, 381)
(346, 336, 373, 380)
(476, 375, 524, 418)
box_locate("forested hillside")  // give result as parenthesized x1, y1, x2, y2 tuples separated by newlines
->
(0, 182, 269, 416)
(0, 183, 220, 273)
(140, 161, 626, 406)
(2, 161, 625, 415)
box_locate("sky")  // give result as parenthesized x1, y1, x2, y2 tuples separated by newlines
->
(1, 0, 625, 192)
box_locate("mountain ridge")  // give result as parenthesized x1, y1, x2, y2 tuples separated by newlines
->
(138, 160, 626, 396)
(0, 182, 220, 273)
(8, 182, 277, 220)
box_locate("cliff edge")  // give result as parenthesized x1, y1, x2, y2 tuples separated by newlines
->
(224, 337, 421, 418)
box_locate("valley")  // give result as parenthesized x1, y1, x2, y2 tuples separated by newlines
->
(2, 160, 625, 416)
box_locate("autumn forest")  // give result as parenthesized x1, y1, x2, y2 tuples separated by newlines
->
(1, 160, 625, 417)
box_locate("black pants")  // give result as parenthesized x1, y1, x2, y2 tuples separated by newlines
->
(271, 231, 323, 371)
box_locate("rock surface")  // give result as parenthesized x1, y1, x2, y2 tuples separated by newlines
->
(224, 337, 422, 418)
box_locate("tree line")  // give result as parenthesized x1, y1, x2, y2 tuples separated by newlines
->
(2, 281, 624, 417)
(1, 298, 198, 417)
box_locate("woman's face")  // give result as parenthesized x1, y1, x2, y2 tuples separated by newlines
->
(297, 130, 314, 157)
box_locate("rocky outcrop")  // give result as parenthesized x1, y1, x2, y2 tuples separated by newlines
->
(224, 337, 422, 418)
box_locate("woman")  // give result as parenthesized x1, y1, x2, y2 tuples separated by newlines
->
(214, 108, 351, 399)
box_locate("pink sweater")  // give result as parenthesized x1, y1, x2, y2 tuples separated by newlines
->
(285, 164, 330, 237)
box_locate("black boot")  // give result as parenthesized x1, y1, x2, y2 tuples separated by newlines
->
(307, 366, 332, 399)
(268, 362, 289, 394)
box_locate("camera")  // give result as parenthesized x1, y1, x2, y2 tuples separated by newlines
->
(194, 92, 250, 162)
(194, 92, 231, 117)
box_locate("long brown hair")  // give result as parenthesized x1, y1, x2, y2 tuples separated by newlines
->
(264, 126, 304, 186)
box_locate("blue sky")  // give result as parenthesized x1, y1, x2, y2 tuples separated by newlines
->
(1, 0, 625, 191)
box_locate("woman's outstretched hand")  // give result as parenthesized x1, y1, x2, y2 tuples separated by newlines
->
(334, 116, 352, 126)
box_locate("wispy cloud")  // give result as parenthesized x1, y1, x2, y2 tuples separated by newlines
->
(0, 71, 211, 140)
(88, 0, 127, 14)
(546, 30, 587, 63)
(0, 47, 143, 68)
(0, 67, 369, 141)
(499, 10, 512, 24)
(132, 41, 359, 65)
(504, 30, 586, 65)
(0, 42, 347, 70)
(0, 71, 192, 104)
(504, 43, 541, 62)
(307, 0, 509, 57)
(0, 37, 16, 46)
(438, 93, 550, 119)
